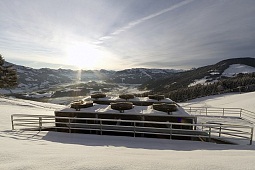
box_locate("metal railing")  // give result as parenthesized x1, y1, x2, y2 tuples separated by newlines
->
(241, 109, 255, 124)
(183, 107, 242, 117)
(183, 107, 255, 124)
(11, 114, 253, 145)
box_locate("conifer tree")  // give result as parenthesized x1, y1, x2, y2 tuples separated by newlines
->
(0, 54, 18, 88)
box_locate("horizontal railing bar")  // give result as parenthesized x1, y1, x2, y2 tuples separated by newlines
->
(221, 131, 251, 136)
(242, 114, 255, 119)
(13, 119, 41, 121)
(242, 109, 255, 114)
(211, 127, 251, 134)
(13, 124, 40, 127)
(15, 127, 40, 131)
(203, 123, 252, 128)
(200, 129, 250, 136)
(183, 106, 242, 109)
(218, 132, 250, 139)
(195, 108, 240, 113)
(14, 122, 41, 125)
(70, 127, 101, 131)
(13, 119, 55, 123)
(12, 114, 56, 117)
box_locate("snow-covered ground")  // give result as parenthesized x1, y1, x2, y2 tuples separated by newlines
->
(1, 94, 255, 170)
(188, 64, 255, 87)
(180, 91, 255, 111)
(222, 64, 255, 77)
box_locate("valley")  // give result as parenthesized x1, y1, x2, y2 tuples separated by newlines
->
(1, 57, 255, 105)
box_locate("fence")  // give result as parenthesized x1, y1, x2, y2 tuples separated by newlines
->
(183, 107, 255, 124)
(183, 107, 242, 117)
(241, 109, 255, 124)
(11, 114, 253, 145)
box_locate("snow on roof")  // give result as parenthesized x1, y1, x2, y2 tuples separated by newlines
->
(58, 103, 189, 116)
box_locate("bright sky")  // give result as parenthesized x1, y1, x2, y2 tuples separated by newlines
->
(0, 0, 255, 70)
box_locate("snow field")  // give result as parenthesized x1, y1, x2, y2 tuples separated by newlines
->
(1, 94, 255, 170)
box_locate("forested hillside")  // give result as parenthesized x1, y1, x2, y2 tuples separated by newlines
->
(140, 58, 255, 101)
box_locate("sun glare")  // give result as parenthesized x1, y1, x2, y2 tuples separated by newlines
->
(66, 43, 102, 70)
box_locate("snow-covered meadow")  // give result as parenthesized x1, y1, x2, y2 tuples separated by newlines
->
(188, 64, 255, 87)
(1, 93, 255, 170)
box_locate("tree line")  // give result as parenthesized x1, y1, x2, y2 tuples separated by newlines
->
(145, 73, 255, 102)
(0, 54, 18, 89)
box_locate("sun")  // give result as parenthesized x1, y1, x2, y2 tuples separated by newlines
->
(66, 43, 102, 70)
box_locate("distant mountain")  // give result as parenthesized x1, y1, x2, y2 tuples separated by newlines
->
(2, 62, 181, 93)
(3, 62, 113, 92)
(140, 57, 255, 92)
(108, 68, 182, 84)
(3, 57, 254, 95)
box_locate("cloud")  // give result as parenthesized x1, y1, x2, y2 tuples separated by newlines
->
(1, 0, 255, 70)
(95, 0, 194, 45)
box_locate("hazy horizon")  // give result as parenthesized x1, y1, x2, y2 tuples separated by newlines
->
(5, 56, 255, 72)
(1, 0, 255, 70)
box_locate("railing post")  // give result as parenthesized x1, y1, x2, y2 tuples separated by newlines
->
(134, 122, 136, 137)
(209, 127, 211, 142)
(100, 120, 102, 135)
(223, 108, 225, 116)
(11, 115, 14, 130)
(240, 108, 242, 118)
(189, 107, 191, 114)
(206, 108, 208, 116)
(194, 117, 197, 130)
(250, 127, 253, 145)
(169, 124, 172, 140)
(68, 118, 71, 133)
(39, 117, 42, 131)
(219, 126, 222, 137)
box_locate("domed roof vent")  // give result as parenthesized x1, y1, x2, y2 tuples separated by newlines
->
(71, 101, 93, 111)
(152, 103, 177, 115)
(119, 94, 135, 100)
(111, 102, 133, 113)
(91, 93, 106, 99)
(148, 95, 165, 101)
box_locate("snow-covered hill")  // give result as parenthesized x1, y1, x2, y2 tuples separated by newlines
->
(222, 64, 255, 77)
(111, 68, 182, 84)
(1, 92, 255, 169)
(189, 64, 255, 87)
(180, 91, 255, 111)
(141, 57, 255, 93)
